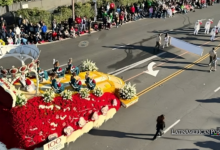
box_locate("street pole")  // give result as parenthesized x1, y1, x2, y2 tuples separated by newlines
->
(93, 0, 97, 22)
(72, 0, 75, 21)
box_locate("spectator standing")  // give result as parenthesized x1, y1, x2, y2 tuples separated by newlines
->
(41, 23, 47, 41)
(153, 115, 165, 140)
(115, 12, 119, 28)
(103, 16, 107, 30)
(119, 11, 124, 26)
(130, 5, 135, 20)
(149, 6, 153, 18)
(107, 16, 111, 29)
(76, 16, 82, 32)
(81, 17, 87, 32)
(52, 19, 57, 31)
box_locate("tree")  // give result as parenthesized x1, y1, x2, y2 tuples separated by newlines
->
(0, 0, 13, 6)
(75, 2, 95, 18)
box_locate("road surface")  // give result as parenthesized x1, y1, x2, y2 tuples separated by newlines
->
(1, 4, 220, 150)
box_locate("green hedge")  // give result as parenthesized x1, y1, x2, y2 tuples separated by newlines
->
(16, 7, 52, 28)
(0, 0, 13, 6)
(15, 3, 95, 29)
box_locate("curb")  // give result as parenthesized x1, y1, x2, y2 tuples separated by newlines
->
(37, 18, 147, 46)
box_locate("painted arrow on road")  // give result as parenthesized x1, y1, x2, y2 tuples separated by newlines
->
(144, 62, 159, 77)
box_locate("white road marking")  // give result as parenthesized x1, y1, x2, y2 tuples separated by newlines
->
(163, 119, 180, 134)
(214, 87, 220, 92)
(110, 52, 166, 76)
(112, 43, 130, 50)
(143, 62, 159, 77)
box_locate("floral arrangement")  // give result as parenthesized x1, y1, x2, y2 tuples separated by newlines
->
(79, 88, 90, 99)
(1, 92, 121, 149)
(0, 39, 5, 45)
(60, 90, 72, 100)
(119, 82, 137, 100)
(92, 86, 103, 97)
(16, 89, 27, 106)
(42, 89, 55, 103)
(81, 59, 98, 71)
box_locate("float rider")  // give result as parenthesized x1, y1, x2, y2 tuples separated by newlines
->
(65, 58, 80, 75)
(69, 72, 82, 92)
(51, 73, 64, 93)
(85, 71, 96, 90)
(36, 60, 48, 82)
(52, 60, 65, 78)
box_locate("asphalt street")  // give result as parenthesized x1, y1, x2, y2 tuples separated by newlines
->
(1, 4, 220, 150)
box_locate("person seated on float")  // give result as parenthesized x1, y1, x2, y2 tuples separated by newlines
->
(85, 71, 96, 90)
(36, 61, 48, 82)
(65, 58, 80, 75)
(52, 60, 65, 78)
(69, 73, 82, 92)
(19, 72, 36, 92)
(51, 73, 64, 93)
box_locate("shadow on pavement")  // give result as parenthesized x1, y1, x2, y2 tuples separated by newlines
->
(104, 43, 184, 71)
(196, 97, 220, 103)
(194, 141, 220, 150)
(158, 65, 209, 72)
(89, 129, 153, 140)
(177, 148, 199, 150)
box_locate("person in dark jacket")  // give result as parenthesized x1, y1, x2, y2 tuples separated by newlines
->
(153, 114, 165, 140)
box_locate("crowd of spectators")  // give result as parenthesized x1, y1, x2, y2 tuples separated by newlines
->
(0, 0, 218, 45)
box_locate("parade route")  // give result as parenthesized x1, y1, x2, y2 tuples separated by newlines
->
(1, 4, 220, 150)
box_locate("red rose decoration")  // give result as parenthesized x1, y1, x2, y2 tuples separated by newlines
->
(92, 79, 96, 84)
(1, 69, 8, 75)
(59, 68, 62, 71)
(10, 68, 18, 74)
(19, 65, 27, 73)
(28, 62, 34, 69)
(110, 3, 115, 9)
(58, 83, 61, 87)
(78, 81, 82, 85)
(26, 79, 31, 85)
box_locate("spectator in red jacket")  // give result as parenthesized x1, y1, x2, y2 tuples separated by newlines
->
(130, 5, 135, 21)
(75, 16, 82, 32)
(119, 12, 124, 26)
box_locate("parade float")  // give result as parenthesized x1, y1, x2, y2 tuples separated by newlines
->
(0, 45, 139, 150)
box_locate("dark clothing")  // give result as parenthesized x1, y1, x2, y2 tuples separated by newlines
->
(154, 41, 161, 53)
(153, 121, 165, 140)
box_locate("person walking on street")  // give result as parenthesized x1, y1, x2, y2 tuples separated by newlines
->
(209, 48, 217, 66)
(162, 33, 169, 49)
(154, 33, 162, 53)
(209, 51, 217, 72)
(153, 114, 165, 140)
